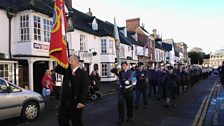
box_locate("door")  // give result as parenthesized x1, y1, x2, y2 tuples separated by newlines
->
(0, 79, 20, 119)
(33, 61, 49, 94)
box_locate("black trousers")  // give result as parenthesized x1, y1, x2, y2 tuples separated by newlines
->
(118, 89, 133, 120)
(57, 103, 83, 126)
(135, 86, 148, 106)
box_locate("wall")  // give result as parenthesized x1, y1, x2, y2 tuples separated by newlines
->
(0, 10, 9, 58)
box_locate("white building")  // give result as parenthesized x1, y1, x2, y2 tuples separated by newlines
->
(0, 0, 151, 93)
(162, 39, 176, 65)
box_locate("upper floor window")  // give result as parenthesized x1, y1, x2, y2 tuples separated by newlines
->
(80, 34, 86, 51)
(108, 39, 114, 54)
(150, 40, 153, 48)
(135, 45, 138, 56)
(43, 19, 52, 42)
(20, 15, 29, 41)
(101, 39, 107, 53)
(33, 16, 41, 41)
(128, 46, 131, 51)
(121, 46, 125, 57)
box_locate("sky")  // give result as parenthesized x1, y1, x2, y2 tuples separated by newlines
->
(73, 0, 224, 54)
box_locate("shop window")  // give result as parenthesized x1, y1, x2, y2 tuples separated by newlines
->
(101, 63, 108, 77)
(0, 64, 13, 82)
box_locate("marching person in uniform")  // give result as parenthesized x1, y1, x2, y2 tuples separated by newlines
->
(55, 54, 89, 126)
(164, 65, 177, 108)
(134, 62, 148, 109)
(147, 65, 156, 98)
(116, 61, 134, 124)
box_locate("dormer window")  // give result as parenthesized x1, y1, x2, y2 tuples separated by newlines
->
(92, 18, 98, 31)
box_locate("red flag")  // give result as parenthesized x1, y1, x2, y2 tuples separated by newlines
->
(49, 0, 68, 68)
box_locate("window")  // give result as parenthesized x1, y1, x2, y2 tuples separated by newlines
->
(135, 45, 138, 56)
(128, 46, 131, 51)
(0, 79, 7, 93)
(150, 40, 153, 48)
(0, 64, 13, 82)
(43, 19, 52, 42)
(121, 46, 125, 57)
(101, 39, 107, 53)
(80, 34, 86, 51)
(108, 39, 114, 53)
(101, 63, 114, 77)
(20, 15, 29, 41)
(33, 16, 41, 41)
(101, 64, 108, 76)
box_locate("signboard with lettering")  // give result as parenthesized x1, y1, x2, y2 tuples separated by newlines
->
(33, 43, 49, 50)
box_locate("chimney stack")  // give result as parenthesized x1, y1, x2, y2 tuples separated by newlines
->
(86, 8, 93, 16)
(126, 18, 140, 32)
(152, 29, 157, 37)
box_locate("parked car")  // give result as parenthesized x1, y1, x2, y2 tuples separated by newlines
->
(0, 78, 45, 121)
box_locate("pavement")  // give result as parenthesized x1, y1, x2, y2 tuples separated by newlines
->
(0, 74, 221, 126)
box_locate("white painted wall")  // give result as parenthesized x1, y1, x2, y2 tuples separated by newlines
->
(12, 11, 52, 56)
(155, 48, 165, 62)
(0, 10, 9, 58)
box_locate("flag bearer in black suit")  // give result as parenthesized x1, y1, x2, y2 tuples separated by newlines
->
(55, 54, 89, 126)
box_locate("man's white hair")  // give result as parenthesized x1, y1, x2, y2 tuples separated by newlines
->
(71, 54, 79, 63)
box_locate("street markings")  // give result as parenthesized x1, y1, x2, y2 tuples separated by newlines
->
(192, 80, 217, 126)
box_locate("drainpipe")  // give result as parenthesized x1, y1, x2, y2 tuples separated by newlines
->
(7, 10, 15, 59)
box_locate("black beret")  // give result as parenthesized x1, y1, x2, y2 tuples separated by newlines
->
(121, 61, 128, 65)
(138, 62, 144, 66)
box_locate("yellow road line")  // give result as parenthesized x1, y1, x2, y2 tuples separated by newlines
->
(192, 96, 207, 126)
(192, 80, 217, 126)
(197, 80, 217, 126)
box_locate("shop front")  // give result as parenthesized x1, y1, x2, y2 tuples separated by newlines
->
(0, 59, 18, 84)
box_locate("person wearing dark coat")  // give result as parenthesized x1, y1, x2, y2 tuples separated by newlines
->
(89, 70, 101, 91)
(219, 61, 224, 85)
(164, 66, 177, 108)
(155, 65, 166, 100)
(173, 64, 181, 96)
(134, 62, 148, 109)
(55, 54, 89, 126)
(116, 61, 134, 124)
(147, 65, 156, 98)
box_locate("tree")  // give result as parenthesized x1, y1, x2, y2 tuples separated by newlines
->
(188, 52, 205, 65)
(204, 54, 210, 59)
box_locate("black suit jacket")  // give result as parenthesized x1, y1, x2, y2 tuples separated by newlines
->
(55, 65, 89, 106)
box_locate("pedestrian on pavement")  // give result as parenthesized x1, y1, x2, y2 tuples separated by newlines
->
(88, 70, 101, 100)
(134, 62, 148, 109)
(55, 54, 89, 126)
(116, 61, 134, 124)
(89, 70, 101, 91)
(41, 69, 54, 109)
(42, 69, 54, 97)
